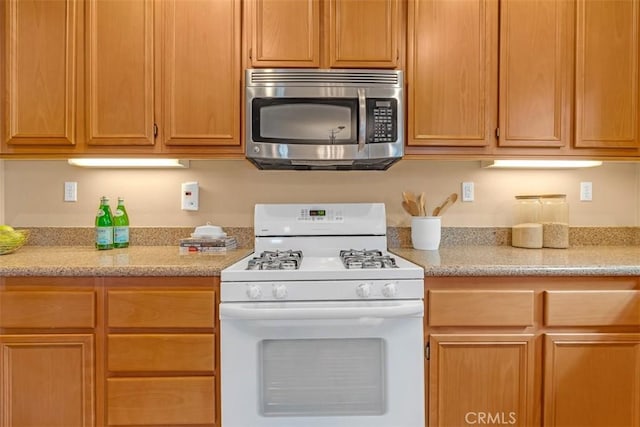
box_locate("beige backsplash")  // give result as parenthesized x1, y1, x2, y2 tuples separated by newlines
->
(23, 226, 640, 248)
(2, 159, 640, 228)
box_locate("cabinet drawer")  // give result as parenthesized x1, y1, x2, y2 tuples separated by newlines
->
(0, 291, 95, 328)
(108, 334, 214, 372)
(107, 290, 215, 328)
(545, 290, 640, 326)
(429, 290, 535, 326)
(107, 377, 215, 425)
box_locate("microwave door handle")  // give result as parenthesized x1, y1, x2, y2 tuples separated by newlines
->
(358, 88, 366, 152)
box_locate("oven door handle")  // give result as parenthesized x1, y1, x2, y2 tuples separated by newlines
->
(220, 301, 423, 320)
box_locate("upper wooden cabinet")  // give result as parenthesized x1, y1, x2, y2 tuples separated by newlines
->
(1, 0, 242, 157)
(159, 0, 241, 151)
(407, 0, 571, 151)
(406, 0, 498, 150)
(247, 0, 320, 67)
(1, 0, 81, 150)
(574, 0, 640, 149)
(246, 0, 402, 69)
(87, 0, 241, 153)
(86, 0, 154, 148)
(327, 0, 401, 68)
(498, 0, 573, 149)
(407, 0, 640, 157)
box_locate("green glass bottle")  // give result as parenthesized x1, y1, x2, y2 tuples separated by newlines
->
(95, 196, 114, 250)
(113, 197, 130, 248)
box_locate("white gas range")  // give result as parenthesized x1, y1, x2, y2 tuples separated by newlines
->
(220, 203, 425, 427)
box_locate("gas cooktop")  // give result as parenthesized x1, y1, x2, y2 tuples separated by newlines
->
(221, 203, 424, 301)
(245, 248, 401, 271)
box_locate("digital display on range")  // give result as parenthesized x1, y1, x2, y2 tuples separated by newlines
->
(309, 209, 326, 217)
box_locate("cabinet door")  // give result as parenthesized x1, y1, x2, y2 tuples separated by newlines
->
(107, 377, 215, 426)
(407, 0, 498, 148)
(86, 0, 155, 147)
(575, 0, 640, 149)
(248, 0, 320, 67)
(428, 334, 535, 427)
(327, 0, 400, 68)
(107, 290, 215, 328)
(2, 0, 79, 148)
(544, 333, 640, 427)
(0, 334, 94, 427)
(108, 334, 215, 372)
(0, 290, 95, 328)
(160, 0, 241, 148)
(498, 0, 572, 148)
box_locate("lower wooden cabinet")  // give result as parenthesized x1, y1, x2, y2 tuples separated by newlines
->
(0, 278, 97, 427)
(544, 333, 640, 427)
(107, 334, 214, 372)
(427, 286, 537, 426)
(3, 275, 638, 427)
(426, 277, 640, 427)
(0, 276, 219, 427)
(104, 277, 219, 427)
(428, 334, 535, 426)
(107, 377, 216, 426)
(0, 334, 95, 427)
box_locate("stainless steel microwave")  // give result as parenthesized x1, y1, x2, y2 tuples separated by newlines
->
(245, 69, 404, 170)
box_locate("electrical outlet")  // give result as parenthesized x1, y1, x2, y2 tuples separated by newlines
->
(580, 181, 593, 201)
(64, 181, 77, 202)
(181, 181, 199, 211)
(462, 182, 474, 202)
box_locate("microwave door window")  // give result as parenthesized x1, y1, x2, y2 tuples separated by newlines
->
(253, 99, 358, 144)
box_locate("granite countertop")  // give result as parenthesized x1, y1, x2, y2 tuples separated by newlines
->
(1, 245, 640, 277)
(392, 246, 640, 276)
(0, 246, 253, 277)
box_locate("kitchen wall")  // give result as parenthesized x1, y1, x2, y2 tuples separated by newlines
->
(2, 159, 639, 228)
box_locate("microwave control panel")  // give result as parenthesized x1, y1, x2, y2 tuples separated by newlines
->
(367, 98, 398, 143)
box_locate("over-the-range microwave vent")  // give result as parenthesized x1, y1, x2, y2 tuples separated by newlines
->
(248, 157, 400, 171)
(247, 69, 402, 87)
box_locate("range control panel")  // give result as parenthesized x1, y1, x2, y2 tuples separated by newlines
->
(254, 203, 387, 237)
(297, 208, 344, 223)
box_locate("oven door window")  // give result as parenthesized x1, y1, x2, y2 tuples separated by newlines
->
(252, 98, 358, 144)
(260, 338, 385, 417)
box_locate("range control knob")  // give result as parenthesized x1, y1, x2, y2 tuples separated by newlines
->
(272, 284, 288, 299)
(247, 285, 262, 300)
(356, 283, 372, 298)
(382, 282, 397, 298)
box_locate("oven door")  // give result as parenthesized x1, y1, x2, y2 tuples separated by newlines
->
(220, 299, 425, 427)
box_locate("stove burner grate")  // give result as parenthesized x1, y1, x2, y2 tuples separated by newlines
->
(247, 250, 303, 270)
(339, 249, 398, 269)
